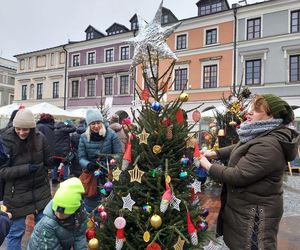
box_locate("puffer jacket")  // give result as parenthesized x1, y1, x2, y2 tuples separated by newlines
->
(109, 122, 127, 152)
(54, 122, 76, 157)
(210, 126, 300, 250)
(0, 127, 52, 218)
(37, 120, 55, 153)
(78, 126, 122, 169)
(28, 201, 88, 250)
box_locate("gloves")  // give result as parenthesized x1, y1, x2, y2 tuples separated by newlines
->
(86, 162, 98, 172)
(28, 164, 39, 174)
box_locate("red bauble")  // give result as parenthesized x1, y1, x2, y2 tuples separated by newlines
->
(146, 242, 161, 250)
(85, 228, 96, 240)
(100, 211, 108, 220)
(97, 205, 105, 213)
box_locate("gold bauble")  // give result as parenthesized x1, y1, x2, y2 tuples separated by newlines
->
(179, 93, 189, 102)
(229, 120, 237, 126)
(150, 214, 162, 229)
(143, 231, 151, 242)
(0, 205, 7, 212)
(88, 238, 99, 249)
(152, 145, 162, 154)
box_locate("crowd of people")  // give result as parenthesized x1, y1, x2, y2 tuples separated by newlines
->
(0, 94, 298, 249)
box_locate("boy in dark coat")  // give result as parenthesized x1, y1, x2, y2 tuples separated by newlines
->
(28, 177, 87, 250)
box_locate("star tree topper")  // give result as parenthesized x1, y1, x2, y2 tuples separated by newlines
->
(127, 0, 181, 69)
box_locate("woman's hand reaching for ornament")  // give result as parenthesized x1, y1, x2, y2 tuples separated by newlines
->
(199, 156, 212, 172)
(200, 149, 217, 160)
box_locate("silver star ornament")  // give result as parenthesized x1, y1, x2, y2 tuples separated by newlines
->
(122, 193, 136, 211)
(127, 0, 181, 69)
(191, 179, 202, 194)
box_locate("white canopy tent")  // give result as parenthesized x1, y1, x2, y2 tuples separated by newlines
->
(201, 106, 226, 118)
(0, 103, 22, 118)
(68, 108, 87, 119)
(27, 102, 82, 119)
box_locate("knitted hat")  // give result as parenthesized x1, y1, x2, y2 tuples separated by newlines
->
(262, 94, 294, 124)
(52, 177, 84, 215)
(110, 114, 119, 124)
(85, 109, 104, 126)
(13, 109, 36, 128)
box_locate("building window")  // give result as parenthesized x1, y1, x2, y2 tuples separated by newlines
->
(53, 82, 59, 98)
(174, 68, 188, 91)
(206, 28, 217, 45)
(37, 83, 43, 99)
(291, 10, 300, 33)
(132, 21, 138, 30)
(162, 14, 168, 24)
(247, 18, 261, 40)
(105, 49, 114, 62)
(176, 34, 187, 50)
(21, 85, 27, 100)
(200, 2, 222, 15)
(203, 65, 217, 88)
(73, 54, 80, 67)
(71, 80, 79, 97)
(120, 75, 129, 95)
(120, 46, 129, 60)
(87, 79, 95, 96)
(104, 77, 113, 95)
(245, 59, 261, 85)
(87, 52, 96, 65)
(87, 32, 94, 40)
(290, 55, 300, 82)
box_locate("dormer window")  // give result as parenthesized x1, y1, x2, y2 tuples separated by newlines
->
(197, 0, 228, 17)
(87, 32, 94, 40)
(132, 21, 138, 31)
(162, 14, 169, 24)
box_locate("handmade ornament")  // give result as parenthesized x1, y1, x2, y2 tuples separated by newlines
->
(175, 109, 185, 124)
(88, 238, 99, 250)
(150, 214, 162, 229)
(191, 179, 202, 194)
(192, 110, 201, 122)
(128, 165, 145, 183)
(116, 228, 126, 250)
(114, 216, 126, 229)
(141, 88, 150, 101)
(193, 142, 202, 168)
(173, 235, 185, 250)
(151, 101, 161, 111)
(122, 193, 135, 211)
(112, 167, 122, 181)
(122, 140, 132, 170)
(143, 231, 151, 243)
(152, 145, 162, 154)
(146, 242, 162, 250)
(170, 194, 181, 211)
(127, 1, 181, 69)
(179, 92, 188, 102)
(85, 228, 96, 240)
(137, 128, 150, 144)
(160, 180, 172, 213)
(187, 212, 198, 245)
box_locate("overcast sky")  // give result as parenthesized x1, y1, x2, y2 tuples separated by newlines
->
(0, 0, 262, 61)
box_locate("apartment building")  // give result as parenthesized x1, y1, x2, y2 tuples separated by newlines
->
(0, 57, 16, 106)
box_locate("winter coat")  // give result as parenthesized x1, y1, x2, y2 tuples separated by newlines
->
(209, 126, 300, 250)
(54, 122, 76, 157)
(109, 122, 127, 152)
(37, 120, 55, 153)
(28, 201, 88, 250)
(0, 127, 52, 219)
(78, 126, 122, 170)
(71, 125, 86, 151)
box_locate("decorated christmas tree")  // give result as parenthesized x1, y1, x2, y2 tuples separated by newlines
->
(85, 2, 211, 249)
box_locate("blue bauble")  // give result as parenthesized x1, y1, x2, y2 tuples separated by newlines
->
(151, 101, 161, 111)
(179, 171, 188, 179)
(201, 208, 209, 218)
(180, 156, 190, 166)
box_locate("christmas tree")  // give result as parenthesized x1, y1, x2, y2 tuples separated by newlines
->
(86, 2, 211, 249)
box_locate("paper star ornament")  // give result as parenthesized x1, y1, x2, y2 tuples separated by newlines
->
(122, 193, 135, 211)
(112, 167, 122, 181)
(137, 128, 150, 144)
(191, 179, 202, 194)
(170, 195, 181, 211)
(128, 165, 145, 183)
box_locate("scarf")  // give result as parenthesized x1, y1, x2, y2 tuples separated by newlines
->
(237, 119, 283, 143)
